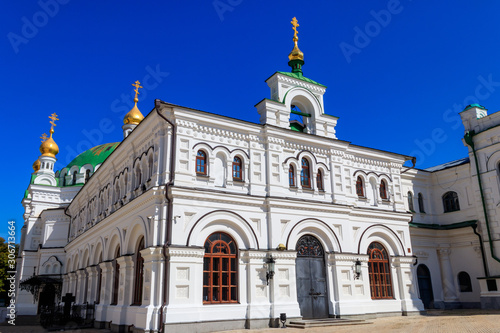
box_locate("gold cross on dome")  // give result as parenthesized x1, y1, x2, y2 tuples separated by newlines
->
(48, 113, 59, 129)
(40, 133, 48, 142)
(132, 80, 143, 100)
(291, 17, 299, 41)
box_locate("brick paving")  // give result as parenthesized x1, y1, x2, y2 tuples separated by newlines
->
(1, 309, 499, 333)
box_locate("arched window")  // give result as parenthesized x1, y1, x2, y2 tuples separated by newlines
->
(301, 158, 311, 188)
(111, 246, 120, 305)
(317, 169, 324, 191)
(135, 165, 142, 189)
(72, 171, 77, 185)
(458, 271, 472, 292)
(196, 150, 207, 175)
(96, 253, 102, 304)
(356, 176, 364, 197)
(408, 192, 414, 211)
(368, 242, 393, 299)
(148, 154, 153, 180)
(203, 232, 238, 304)
(418, 193, 425, 213)
(443, 191, 460, 212)
(133, 237, 145, 305)
(380, 180, 388, 200)
(85, 169, 91, 183)
(289, 165, 296, 187)
(232, 156, 242, 181)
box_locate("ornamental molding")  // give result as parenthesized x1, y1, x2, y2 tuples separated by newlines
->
(391, 256, 416, 265)
(176, 119, 253, 143)
(240, 251, 267, 260)
(281, 141, 329, 156)
(166, 247, 205, 258)
(330, 253, 369, 262)
(276, 74, 326, 94)
(415, 250, 429, 258)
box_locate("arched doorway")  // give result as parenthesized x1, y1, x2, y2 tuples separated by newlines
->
(417, 264, 434, 308)
(295, 235, 329, 318)
(38, 284, 56, 313)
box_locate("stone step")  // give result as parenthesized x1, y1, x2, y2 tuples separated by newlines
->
(287, 318, 372, 329)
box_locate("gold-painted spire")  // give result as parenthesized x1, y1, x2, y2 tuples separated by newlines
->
(288, 17, 304, 62)
(39, 113, 60, 158)
(124, 80, 145, 125)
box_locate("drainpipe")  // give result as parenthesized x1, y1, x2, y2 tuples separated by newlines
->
(464, 130, 500, 269)
(401, 156, 417, 174)
(471, 223, 489, 277)
(154, 100, 176, 333)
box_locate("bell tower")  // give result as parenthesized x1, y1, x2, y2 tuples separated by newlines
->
(255, 17, 338, 138)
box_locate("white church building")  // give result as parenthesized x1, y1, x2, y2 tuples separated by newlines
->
(16, 18, 500, 333)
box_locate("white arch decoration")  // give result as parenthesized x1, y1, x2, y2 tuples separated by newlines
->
(286, 218, 341, 253)
(187, 211, 259, 250)
(357, 225, 405, 256)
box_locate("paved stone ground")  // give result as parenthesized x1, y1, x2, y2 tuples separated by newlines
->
(220, 310, 500, 333)
(1, 309, 499, 333)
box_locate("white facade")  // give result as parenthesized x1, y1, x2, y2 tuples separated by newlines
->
(16, 60, 500, 332)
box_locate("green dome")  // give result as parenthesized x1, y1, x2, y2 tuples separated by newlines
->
(66, 142, 120, 170)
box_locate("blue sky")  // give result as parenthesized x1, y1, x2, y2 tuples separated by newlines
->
(2, 1, 500, 242)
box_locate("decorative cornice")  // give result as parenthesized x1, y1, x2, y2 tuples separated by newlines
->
(166, 247, 205, 258)
(275, 73, 326, 94)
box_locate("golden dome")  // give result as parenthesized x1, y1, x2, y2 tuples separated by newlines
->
(288, 41, 304, 61)
(39, 129, 59, 158)
(123, 80, 144, 125)
(123, 99, 144, 125)
(32, 159, 41, 172)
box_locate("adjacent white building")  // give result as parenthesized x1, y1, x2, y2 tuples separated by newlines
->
(16, 19, 500, 333)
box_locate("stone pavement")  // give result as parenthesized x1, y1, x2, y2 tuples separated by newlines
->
(1, 309, 499, 333)
(220, 310, 500, 333)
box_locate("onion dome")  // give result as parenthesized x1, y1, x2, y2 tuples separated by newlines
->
(32, 159, 41, 172)
(39, 129, 59, 158)
(123, 80, 144, 125)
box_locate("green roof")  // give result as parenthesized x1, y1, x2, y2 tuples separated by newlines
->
(463, 104, 486, 111)
(277, 71, 326, 88)
(65, 142, 119, 170)
(409, 220, 477, 230)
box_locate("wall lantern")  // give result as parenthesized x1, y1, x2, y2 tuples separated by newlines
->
(279, 313, 287, 328)
(354, 259, 362, 279)
(266, 256, 275, 285)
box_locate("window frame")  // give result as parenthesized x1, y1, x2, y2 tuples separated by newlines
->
(300, 158, 311, 188)
(232, 156, 243, 182)
(196, 150, 208, 176)
(408, 191, 414, 212)
(380, 179, 388, 200)
(289, 165, 296, 187)
(443, 191, 460, 212)
(111, 246, 120, 306)
(317, 169, 324, 191)
(356, 176, 364, 197)
(368, 242, 394, 299)
(458, 271, 473, 292)
(418, 193, 425, 213)
(203, 232, 238, 304)
(132, 237, 145, 305)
